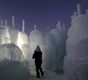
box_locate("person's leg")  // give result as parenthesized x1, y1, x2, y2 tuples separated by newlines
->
(35, 63, 40, 78)
(39, 66, 44, 76)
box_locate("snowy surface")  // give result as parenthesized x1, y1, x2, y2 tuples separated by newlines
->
(29, 71, 67, 80)
(0, 60, 67, 80)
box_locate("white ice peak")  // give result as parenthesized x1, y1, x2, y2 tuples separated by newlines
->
(77, 4, 81, 16)
(58, 21, 62, 32)
(34, 25, 37, 31)
(22, 19, 25, 32)
(12, 16, 15, 27)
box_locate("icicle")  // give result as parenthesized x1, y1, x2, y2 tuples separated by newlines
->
(12, 16, 15, 27)
(58, 21, 61, 27)
(58, 21, 62, 32)
(22, 19, 25, 32)
(77, 4, 81, 16)
(34, 25, 37, 30)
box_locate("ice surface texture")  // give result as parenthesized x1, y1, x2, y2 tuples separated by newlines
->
(64, 15, 88, 80)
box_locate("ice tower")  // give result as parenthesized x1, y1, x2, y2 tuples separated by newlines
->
(0, 16, 29, 62)
(49, 21, 66, 72)
(64, 4, 88, 80)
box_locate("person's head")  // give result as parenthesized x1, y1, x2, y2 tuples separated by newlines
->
(35, 45, 41, 51)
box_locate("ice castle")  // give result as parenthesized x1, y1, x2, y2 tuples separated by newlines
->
(0, 15, 67, 75)
(0, 4, 88, 80)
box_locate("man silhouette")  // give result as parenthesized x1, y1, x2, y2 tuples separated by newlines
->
(32, 46, 44, 78)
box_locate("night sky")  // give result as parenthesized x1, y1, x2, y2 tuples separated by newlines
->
(0, 0, 88, 34)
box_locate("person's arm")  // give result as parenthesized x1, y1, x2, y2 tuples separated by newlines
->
(32, 52, 35, 59)
(32, 51, 36, 59)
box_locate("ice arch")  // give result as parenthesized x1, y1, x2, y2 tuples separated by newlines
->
(0, 43, 24, 61)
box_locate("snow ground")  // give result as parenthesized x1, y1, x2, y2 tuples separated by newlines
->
(29, 71, 67, 80)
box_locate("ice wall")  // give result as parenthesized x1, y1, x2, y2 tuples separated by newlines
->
(0, 25, 29, 62)
(28, 24, 67, 73)
(29, 25, 46, 74)
(0, 26, 11, 45)
(49, 22, 66, 72)
(44, 32, 57, 71)
(16, 32, 29, 60)
(64, 4, 88, 80)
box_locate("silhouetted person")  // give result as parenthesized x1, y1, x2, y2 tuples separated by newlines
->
(32, 46, 44, 78)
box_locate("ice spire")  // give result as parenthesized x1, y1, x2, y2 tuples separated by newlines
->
(58, 21, 62, 32)
(34, 25, 37, 31)
(22, 19, 25, 32)
(5, 20, 8, 26)
(77, 4, 81, 16)
(86, 9, 88, 15)
(12, 16, 15, 27)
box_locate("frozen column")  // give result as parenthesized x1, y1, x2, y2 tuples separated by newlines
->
(77, 4, 81, 16)
(22, 19, 25, 32)
(58, 21, 62, 32)
(12, 16, 15, 27)
(34, 25, 37, 30)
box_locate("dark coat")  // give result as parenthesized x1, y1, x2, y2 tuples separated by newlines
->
(32, 50, 42, 66)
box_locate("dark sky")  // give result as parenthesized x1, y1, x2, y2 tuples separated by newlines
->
(0, 0, 88, 34)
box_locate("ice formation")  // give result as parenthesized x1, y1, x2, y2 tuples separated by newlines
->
(0, 21, 66, 74)
(44, 32, 57, 71)
(0, 18, 29, 62)
(28, 23, 67, 73)
(0, 43, 24, 61)
(64, 4, 88, 80)
(49, 21, 66, 72)
(0, 3, 88, 80)
(29, 25, 46, 74)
